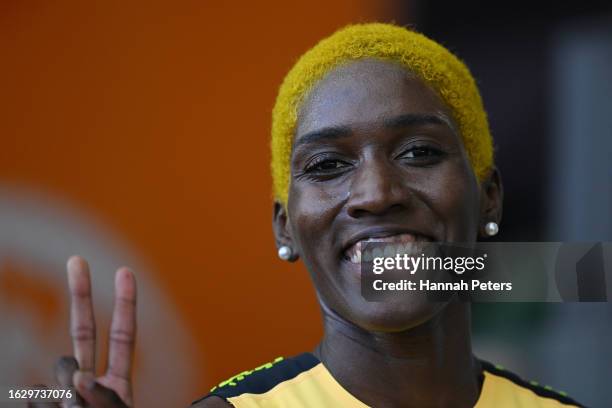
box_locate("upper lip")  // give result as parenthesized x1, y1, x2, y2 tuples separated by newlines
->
(341, 226, 434, 256)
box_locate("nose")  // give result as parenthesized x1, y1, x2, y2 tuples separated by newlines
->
(346, 155, 411, 218)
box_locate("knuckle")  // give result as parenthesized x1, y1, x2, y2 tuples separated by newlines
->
(109, 329, 134, 345)
(115, 295, 136, 307)
(70, 325, 95, 341)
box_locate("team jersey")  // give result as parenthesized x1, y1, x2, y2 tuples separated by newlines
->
(192, 352, 584, 407)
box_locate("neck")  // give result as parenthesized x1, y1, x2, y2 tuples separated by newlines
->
(313, 299, 482, 408)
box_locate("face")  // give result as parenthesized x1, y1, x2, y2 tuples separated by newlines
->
(273, 59, 502, 332)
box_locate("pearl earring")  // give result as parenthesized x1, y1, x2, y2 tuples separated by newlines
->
(278, 246, 293, 261)
(485, 222, 499, 236)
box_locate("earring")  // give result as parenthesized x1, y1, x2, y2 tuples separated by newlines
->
(485, 221, 499, 237)
(278, 246, 293, 261)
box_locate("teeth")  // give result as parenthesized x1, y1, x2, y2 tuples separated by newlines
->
(398, 243, 413, 255)
(372, 247, 383, 259)
(344, 234, 428, 264)
(348, 248, 362, 264)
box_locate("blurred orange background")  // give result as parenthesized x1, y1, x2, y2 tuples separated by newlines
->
(1, 1, 389, 405)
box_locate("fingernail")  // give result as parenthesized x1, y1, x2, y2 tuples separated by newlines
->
(116, 267, 132, 281)
(67, 255, 80, 269)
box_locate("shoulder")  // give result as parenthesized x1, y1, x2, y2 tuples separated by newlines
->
(479, 360, 586, 407)
(190, 353, 320, 406)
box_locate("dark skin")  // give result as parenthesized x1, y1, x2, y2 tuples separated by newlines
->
(272, 59, 503, 407)
(43, 59, 502, 407)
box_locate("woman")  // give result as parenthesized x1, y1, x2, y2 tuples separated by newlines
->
(45, 23, 584, 407)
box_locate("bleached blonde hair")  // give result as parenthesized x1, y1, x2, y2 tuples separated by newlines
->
(271, 23, 493, 204)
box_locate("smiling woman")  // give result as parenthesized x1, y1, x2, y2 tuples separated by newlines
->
(189, 23, 584, 408)
(45, 23, 584, 408)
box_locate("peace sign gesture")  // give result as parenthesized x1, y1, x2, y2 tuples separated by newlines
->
(31, 256, 137, 407)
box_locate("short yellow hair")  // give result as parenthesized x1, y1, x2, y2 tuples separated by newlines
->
(271, 22, 493, 205)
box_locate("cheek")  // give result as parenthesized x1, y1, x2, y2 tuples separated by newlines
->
(288, 183, 350, 307)
(287, 182, 342, 257)
(424, 161, 480, 241)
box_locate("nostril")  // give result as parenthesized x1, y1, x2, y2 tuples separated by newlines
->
(347, 207, 367, 219)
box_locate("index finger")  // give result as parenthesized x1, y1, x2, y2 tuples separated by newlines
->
(67, 255, 96, 372)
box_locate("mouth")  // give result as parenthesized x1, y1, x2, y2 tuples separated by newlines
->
(342, 231, 433, 264)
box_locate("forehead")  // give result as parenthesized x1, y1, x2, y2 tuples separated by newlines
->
(296, 59, 454, 139)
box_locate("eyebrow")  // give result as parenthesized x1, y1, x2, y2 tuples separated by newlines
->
(294, 113, 455, 148)
(383, 113, 450, 129)
(294, 126, 353, 148)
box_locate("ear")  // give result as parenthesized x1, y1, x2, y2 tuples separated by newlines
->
(478, 166, 504, 238)
(272, 201, 299, 262)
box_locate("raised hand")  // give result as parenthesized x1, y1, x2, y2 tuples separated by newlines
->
(31, 256, 137, 407)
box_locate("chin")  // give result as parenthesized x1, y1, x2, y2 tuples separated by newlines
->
(340, 294, 451, 333)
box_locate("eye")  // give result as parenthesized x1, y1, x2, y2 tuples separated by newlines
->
(403, 146, 441, 158)
(398, 145, 445, 165)
(309, 159, 349, 171)
(301, 154, 353, 180)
